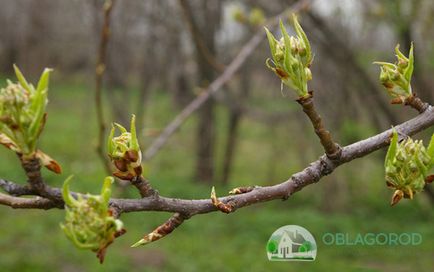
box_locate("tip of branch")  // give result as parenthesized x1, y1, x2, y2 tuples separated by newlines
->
(131, 238, 147, 248)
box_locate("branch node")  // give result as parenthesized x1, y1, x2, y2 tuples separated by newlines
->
(211, 187, 235, 213)
(229, 186, 258, 195)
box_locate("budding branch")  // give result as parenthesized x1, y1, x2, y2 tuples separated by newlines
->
(1, 105, 433, 215)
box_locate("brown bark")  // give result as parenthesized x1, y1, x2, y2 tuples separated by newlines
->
(296, 92, 341, 159)
(405, 95, 429, 113)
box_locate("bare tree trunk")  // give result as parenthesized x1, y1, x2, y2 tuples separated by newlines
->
(192, 1, 221, 183)
(221, 63, 251, 185)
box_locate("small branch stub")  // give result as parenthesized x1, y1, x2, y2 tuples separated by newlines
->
(131, 212, 186, 247)
(211, 186, 235, 213)
(229, 186, 257, 195)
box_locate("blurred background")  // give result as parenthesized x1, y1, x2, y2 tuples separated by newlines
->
(0, 0, 433, 271)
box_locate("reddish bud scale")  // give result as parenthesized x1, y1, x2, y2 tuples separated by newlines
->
(125, 150, 139, 162)
(425, 175, 434, 184)
(114, 159, 128, 172)
(275, 68, 289, 79)
(46, 160, 62, 174)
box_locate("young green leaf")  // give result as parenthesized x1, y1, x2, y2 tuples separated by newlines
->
(130, 114, 139, 151)
(264, 27, 277, 63)
(62, 175, 77, 207)
(385, 130, 398, 168)
(13, 64, 31, 93)
(293, 14, 311, 65)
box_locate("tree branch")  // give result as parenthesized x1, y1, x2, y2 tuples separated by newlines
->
(117, 105, 434, 216)
(296, 91, 341, 159)
(0, 178, 34, 196)
(4, 104, 431, 213)
(0, 192, 58, 209)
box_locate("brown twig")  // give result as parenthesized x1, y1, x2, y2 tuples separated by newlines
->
(0, 178, 34, 196)
(143, 0, 311, 161)
(131, 212, 187, 247)
(130, 175, 157, 198)
(18, 155, 62, 203)
(95, 0, 116, 174)
(0, 192, 57, 209)
(405, 94, 429, 113)
(296, 92, 341, 159)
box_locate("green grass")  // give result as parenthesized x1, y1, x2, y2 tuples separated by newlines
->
(0, 78, 433, 271)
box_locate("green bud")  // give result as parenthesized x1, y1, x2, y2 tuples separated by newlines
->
(61, 176, 125, 262)
(0, 65, 52, 155)
(264, 14, 312, 98)
(107, 114, 143, 180)
(385, 130, 433, 205)
(374, 43, 414, 103)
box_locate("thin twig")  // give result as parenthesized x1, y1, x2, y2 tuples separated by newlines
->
(296, 91, 341, 159)
(405, 94, 429, 113)
(95, 0, 116, 173)
(130, 176, 157, 198)
(143, 0, 311, 161)
(0, 178, 34, 196)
